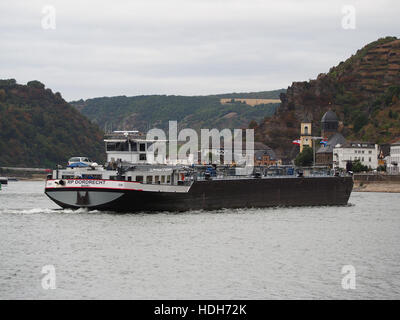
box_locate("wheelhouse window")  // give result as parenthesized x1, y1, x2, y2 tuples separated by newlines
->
(139, 154, 147, 161)
(140, 143, 146, 152)
(106, 143, 116, 151)
(107, 142, 129, 151)
(117, 141, 129, 151)
(130, 141, 137, 151)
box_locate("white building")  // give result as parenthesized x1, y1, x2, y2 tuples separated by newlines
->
(387, 139, 400, 174)
(333, 142, 379, 170)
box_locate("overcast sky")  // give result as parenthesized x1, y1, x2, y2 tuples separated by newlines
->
(0, 0, 399, 101)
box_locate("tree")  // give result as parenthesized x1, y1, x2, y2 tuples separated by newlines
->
(294, 146, 313, 166)
(249, 120, 258, 129)
(377, 165, 386, 172)
(352, 159, 369, 172)
(353, 113, 368, 133)
(27, 80, 45, 89)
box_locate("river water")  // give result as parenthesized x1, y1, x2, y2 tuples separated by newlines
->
(0, 181, 399, 299)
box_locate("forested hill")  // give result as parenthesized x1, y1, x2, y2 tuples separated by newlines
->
(0, 79, 105, 167)
(210, 89, 285, 99)
(70, 90, 284, 133)
(254, 36, 400, 160)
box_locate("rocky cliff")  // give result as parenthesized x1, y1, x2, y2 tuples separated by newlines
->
(255, 36, 400, 161)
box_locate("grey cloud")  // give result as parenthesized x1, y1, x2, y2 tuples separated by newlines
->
(0, 0, 399, 100)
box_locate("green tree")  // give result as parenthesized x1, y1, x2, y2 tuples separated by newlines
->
(353, 113, 368, 133)
(377, 165, 386, 172)
(27, 80, 45, 89)
(352, 159, 369, 172)
(294, 146, 313, 166)
(249, 120, 258, 129)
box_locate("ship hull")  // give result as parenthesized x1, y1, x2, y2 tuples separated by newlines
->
(45, 177, 354, 212)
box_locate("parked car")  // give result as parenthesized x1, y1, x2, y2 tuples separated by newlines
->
(67, 157, 93, 167)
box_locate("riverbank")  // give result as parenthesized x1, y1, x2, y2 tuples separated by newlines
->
(353, 181, 400, 193)
(353, 174, 400, 193)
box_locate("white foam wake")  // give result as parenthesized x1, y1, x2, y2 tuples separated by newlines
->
(0, 207, 100, 215)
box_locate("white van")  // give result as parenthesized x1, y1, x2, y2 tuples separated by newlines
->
(67, 157, 93, 166)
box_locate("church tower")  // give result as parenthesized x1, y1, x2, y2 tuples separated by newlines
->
(321, 110, 339, 139)
(300, 115, 312, 152)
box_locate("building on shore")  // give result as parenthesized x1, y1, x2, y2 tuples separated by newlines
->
(386, 138, 400, 174)
(299, 115, 312, 153)
(253, 142, 279, 166)
(315, 110, 346, 167)
(333, 142, 379, 170)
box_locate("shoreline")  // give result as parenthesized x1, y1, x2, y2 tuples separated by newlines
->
(353, 182, 400, 193)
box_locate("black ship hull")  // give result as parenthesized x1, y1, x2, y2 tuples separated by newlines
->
(45, 176, 354, 212)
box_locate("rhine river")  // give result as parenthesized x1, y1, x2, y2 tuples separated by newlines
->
(0, 181, 399, 299)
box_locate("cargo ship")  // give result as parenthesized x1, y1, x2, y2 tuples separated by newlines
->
(44, 131, 353, 212)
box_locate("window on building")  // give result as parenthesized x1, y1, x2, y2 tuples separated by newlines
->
(140, 154, 147, 161)
(155, 175, 160, 184)
(167, 175, 171, 183)
(146, 176, 153, 184)
(115, 141, 129, 151)
(140, 143, 146, 152)
(106, 143, 116, 151)
(304, 126, 308, 135)
(135, 176, 143, 183)
(130, 142, 137, 151)
(161, 176, 165, 183)
(369, 157, 371, 162)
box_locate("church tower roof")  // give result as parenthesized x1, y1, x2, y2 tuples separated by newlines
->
(321, 110, 338, 122)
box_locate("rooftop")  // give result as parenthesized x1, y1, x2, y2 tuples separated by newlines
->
(341, 141, 376, 148)
(392, 138, 400, 146)
(316, 133, 346, 153)
(321, 110, 338, 122)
